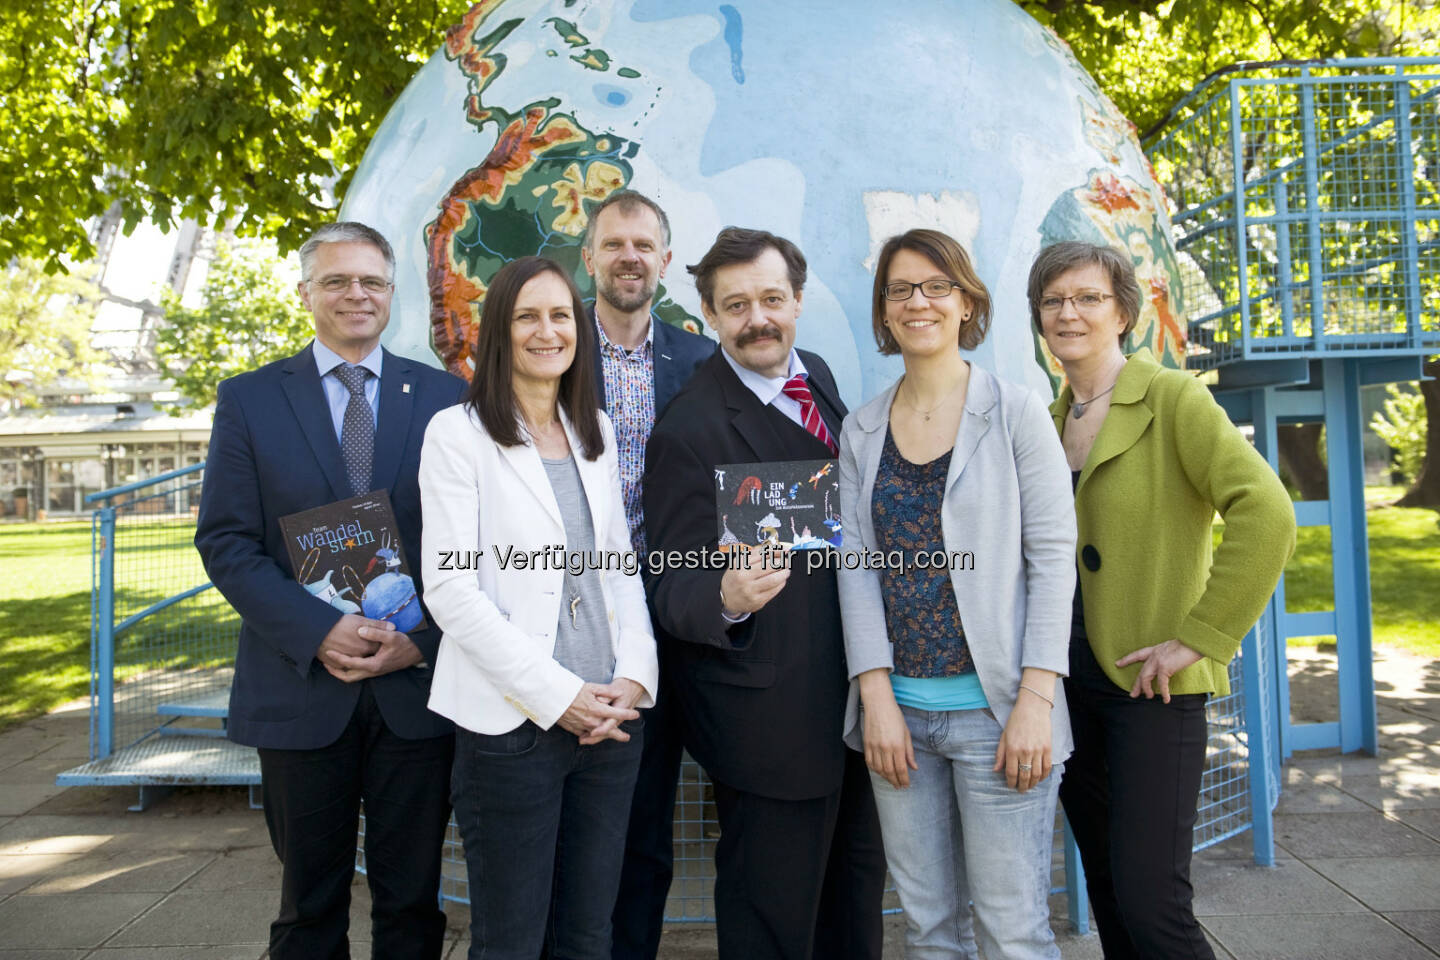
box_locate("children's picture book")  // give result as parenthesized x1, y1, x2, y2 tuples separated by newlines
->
(278, 490, 426, 632)
(714, 459, 841, 551)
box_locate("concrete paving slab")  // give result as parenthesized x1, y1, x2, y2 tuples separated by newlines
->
(181, 849, 278, 891)
(1192, 857, 1367, 916)
(1328, 771, 1440, 811)
(1390, 806, 1440, 841)
(87, 948, 265, 960)
(1203, 913, 1435, 959)
(1274, 811, 1440, 858)
(24, 850, 211, 894)
(0, 892, 164, 949)
(105, 889, 275, 947)
(1306, 856, 1440, 912)
(1273, 772, 1373, 815)
(0, 819, 113, 857)
(0, 950, 87, 960)
(0, 785, 67, 819)
(1386, 912, 1440, 950)
(0, 853, 82, 897)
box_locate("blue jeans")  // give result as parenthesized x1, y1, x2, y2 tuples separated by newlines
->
(451, 719, 643, 960)
(869, 706, 1061, 960)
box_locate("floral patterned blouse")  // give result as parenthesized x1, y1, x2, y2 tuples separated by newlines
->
(872, 426, 975, 677)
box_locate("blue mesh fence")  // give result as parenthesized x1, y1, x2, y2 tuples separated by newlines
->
(60, 464, 250, 798)
(1144, 58, 1440, 370)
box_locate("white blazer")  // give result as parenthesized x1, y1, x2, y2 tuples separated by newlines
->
(419, 402, 657, 735)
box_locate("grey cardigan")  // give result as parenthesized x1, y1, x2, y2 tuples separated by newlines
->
(836, 364, 1076, 762)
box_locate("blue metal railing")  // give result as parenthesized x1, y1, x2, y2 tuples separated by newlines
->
(1144, 58, 1440, 371)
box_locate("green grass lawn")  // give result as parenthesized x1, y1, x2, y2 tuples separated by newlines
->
(1279, 486, 1440, 657)
(0, 490, 1437, 733)
(0, 518, 225, 733)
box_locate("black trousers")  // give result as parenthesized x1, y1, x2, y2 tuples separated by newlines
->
(257, 682, 454, 960)
(1060, 639, 1216, 960)
(610, 688, 687, 960)
(710, 748, 886, 960)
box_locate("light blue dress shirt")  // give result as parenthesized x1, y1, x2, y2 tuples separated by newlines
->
(313, 339, 383, 442)
(718, 347, 809, 430)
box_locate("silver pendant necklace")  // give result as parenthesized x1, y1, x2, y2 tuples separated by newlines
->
(1071, 361, 1125, 419)
(1071, 381, 1117, 419)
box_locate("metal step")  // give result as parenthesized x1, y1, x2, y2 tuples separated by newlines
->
(155, 688, 231, 718)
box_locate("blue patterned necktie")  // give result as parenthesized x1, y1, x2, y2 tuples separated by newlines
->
(333, 364, 373, 497)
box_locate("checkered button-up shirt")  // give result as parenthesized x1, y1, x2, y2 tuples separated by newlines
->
(596, 317, 656, 554)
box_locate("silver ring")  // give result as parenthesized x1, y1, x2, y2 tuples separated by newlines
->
(1018, 762, 1032, 771)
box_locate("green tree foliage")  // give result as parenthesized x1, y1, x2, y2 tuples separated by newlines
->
(1021, 0, 1440, 136)
(4, 1, 1436, 272)
(0, 259, 103, 405)
(0, 0, 473, 267)
(156, 240, 312, 409)
(1372, 383, 1428, 484)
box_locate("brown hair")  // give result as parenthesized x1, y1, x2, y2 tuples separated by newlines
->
(871, 229, 992, 354)
(464, 256, 604, 460)
(1026, 241, 1141, 343)
(687, 226, 807, 311)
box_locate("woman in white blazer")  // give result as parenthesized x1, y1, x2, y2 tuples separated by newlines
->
(836, 230, 1076, 960)
(419, 256, 657, 960)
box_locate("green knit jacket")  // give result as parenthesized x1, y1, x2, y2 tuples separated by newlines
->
(1051, 349, 1296, 696)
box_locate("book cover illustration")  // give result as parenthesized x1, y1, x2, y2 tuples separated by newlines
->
(278, 490, 426, 632)
(714, 459, 841, 551)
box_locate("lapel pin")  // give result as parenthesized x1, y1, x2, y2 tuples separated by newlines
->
(402, 383, 411, 394)
(661, 353, 672, 360)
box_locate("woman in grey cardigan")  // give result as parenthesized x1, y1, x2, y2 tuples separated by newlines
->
(837, 229, 1076, 960)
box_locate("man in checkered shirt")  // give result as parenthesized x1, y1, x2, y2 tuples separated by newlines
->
(580, 190, 713, 960)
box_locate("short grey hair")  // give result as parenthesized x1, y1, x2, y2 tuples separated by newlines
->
(581, 189, 672, 251)
(1026, 241, 1141, 341)
(298, 221, 396, 281)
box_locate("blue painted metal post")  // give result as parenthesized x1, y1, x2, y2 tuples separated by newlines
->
(1322, 359, 1379, 755)
(1064, 815, 1089, 934)
(1241, 621, 1277, 866)
(1299, 73, 1325, 348)
(1228, 82, 1253, 357)
(94, 505, 117, 760)
(1392, 70, 1425, 347)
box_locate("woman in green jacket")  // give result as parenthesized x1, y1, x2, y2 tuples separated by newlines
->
(1027, 242, 1295, 959)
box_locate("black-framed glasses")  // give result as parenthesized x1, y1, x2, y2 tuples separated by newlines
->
(1038, 292, 1114, 314)
(883, 279, 962, 301)
(311, 275, 394, 294)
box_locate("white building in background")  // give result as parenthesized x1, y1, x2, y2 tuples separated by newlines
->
(0, 208, 214, 520)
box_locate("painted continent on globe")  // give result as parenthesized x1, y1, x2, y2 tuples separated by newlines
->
(341, 0, 1187, 402)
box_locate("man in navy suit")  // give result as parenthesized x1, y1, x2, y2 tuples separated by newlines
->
(196, 221, 466, 960)
(579, 190, 714, 960)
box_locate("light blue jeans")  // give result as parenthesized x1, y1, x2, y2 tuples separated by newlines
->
(869, 705, 1062, 960)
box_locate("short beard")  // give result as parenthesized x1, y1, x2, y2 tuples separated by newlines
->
(597, 276, 657, 314)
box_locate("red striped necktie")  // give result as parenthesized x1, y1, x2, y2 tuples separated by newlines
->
(781, 374, 838, 455)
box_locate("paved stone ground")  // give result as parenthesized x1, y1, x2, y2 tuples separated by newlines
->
(0, 645, 1435, 959)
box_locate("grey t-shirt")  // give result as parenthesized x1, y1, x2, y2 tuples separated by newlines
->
(541, 454, 615, 684)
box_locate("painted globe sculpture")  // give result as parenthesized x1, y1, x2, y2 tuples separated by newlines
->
(362, 571, 424, 633)
(342, 0, 1186, 401)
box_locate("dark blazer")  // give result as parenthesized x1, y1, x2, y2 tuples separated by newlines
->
(196, 343, 467, 750)
(642, 349, 849, 801)
(590, 309, 716, 414)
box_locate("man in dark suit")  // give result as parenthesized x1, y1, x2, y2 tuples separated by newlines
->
(578, 189, 714, 960)
(195, 221, 465, 960)
(642, 227, 885, 960)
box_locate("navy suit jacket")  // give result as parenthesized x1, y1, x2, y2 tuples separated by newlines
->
(589, 310, 715, 415)
(196, 343, 467, 749)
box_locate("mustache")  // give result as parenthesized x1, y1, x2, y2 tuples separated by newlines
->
(736, 323, 783, 348)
